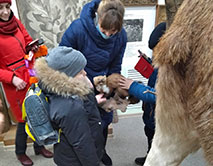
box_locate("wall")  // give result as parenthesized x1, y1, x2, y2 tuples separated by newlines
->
(14, 0, 89, 48)
(11, 0, 19, 18)
(158, 0, 165, 5)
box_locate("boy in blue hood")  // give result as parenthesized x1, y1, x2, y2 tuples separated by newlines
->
(119, 22, 166, 166)
(59, 0, 127, 165)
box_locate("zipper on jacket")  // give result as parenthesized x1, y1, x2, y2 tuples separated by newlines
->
(12, 34, 27, 54)
(12, 64, 25, 71)
(7, 57, 24, 67)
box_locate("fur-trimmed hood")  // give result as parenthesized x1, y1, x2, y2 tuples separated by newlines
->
(34, 57, 91, 98)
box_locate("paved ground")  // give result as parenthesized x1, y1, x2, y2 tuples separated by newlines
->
(0, 115, 207, 166)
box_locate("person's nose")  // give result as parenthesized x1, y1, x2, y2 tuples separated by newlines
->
(105, 31, 112, 37)
(83, 70, 87, 76)
(3, 8, 9, 14)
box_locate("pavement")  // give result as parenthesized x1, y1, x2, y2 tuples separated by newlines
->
(0, 114, 207, 166)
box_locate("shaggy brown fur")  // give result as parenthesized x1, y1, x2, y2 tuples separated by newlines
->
(93, 73, 139, 113)
(144, 0, 213, 165)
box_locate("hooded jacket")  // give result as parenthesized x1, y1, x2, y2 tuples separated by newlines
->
(59, 0, 127, 127)
(59, 0, 127, 82)
(0, 16, 32, 122)
(128, 69, 157, 130)
(34, 57, 104, 166)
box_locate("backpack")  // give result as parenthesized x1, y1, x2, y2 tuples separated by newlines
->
(22, 83, 59, 146)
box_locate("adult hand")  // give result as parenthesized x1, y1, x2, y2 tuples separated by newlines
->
(95, 93, 106, 104)
(119, 77, 134, 90)
(12, 76, 27, 90)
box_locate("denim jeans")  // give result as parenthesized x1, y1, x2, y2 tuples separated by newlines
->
(15, 122, 44, 155)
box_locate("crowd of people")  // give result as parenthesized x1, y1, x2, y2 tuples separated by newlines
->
(0, 0, 165, 165)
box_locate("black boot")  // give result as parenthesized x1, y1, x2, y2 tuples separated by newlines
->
(101, 152, 112, 166)
(135, 156, 146, 166)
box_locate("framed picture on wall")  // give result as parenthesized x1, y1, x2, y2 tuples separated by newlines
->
(120, 6, 156, 114)
(155, 5, 167, 25)
(120, 0, 157, 6)
(123, 19, 144, 42)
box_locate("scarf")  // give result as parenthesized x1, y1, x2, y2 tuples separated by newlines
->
(0, 11, 18, 35)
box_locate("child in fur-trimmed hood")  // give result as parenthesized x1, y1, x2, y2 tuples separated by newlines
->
(34, 46, 104, 166)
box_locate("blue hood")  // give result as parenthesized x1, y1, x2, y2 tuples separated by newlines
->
(80, 0, 122, 47)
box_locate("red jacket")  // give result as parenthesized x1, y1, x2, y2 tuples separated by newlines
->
(0, 18, 32, 122)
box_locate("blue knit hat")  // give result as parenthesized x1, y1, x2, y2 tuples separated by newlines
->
(46, 46, 87, 77)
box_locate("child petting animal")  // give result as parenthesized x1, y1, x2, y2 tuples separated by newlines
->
(34, 46, 104, 166)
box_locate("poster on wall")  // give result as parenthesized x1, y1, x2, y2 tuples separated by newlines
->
(120, 6, 156, 113)
(122, 6, 156, 79)
(123, 19, 144, 42)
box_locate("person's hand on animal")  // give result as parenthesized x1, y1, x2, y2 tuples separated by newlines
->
(119, 77, 134, 90)
(12, 75, 27, 90)
(95, 93, 107, 104)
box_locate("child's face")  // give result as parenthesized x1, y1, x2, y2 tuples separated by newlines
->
(75, 70, 93, 88)
(0, 3, 11, 21)
(75, 70, 87, 79)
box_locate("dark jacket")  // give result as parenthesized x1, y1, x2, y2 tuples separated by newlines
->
(142, 69, 158, 130)
(34, 58, 104, 166)
(59, 0, 127, 127)
(128, 69, 158, 130)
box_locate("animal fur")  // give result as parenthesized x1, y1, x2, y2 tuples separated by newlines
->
(93, 73, 139, 113)
(144, 0, 213, 165)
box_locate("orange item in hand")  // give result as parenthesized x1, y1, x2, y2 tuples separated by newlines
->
(29, 77, 38, 85)
(34, 45, 48, 58)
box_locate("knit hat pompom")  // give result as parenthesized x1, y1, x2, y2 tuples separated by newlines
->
(46, 46, 87, 77)
(0, 0, 11, 5)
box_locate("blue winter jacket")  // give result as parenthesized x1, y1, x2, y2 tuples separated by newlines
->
(129, 69, 158, 130)
(59, 0, 127, 82)
(59, 0, 127, 127)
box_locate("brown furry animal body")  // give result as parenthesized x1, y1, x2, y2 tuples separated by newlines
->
(93, 73, 139, 113)
(144, 0, 213, 166)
